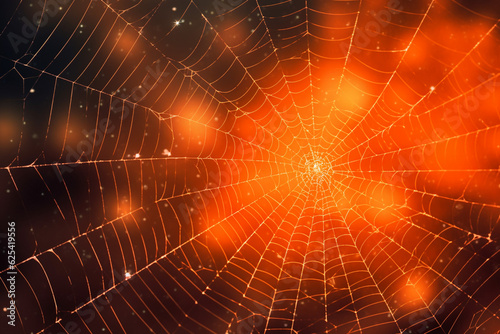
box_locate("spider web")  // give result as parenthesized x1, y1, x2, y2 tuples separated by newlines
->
(1, 0, 499, 333)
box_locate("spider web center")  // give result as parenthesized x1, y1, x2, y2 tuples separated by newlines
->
(298, 153, 335, 187)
